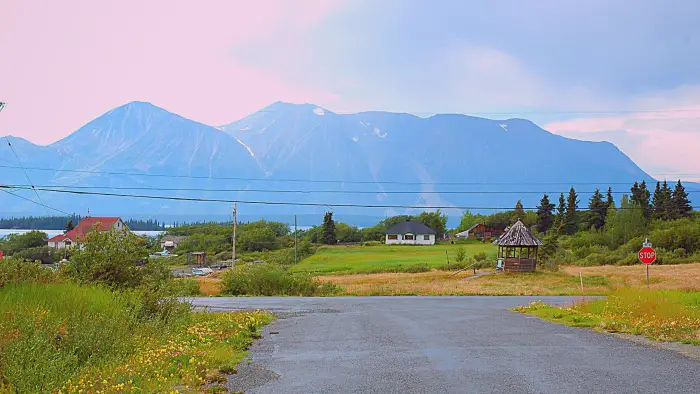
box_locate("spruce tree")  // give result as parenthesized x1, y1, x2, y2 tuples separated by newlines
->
(652, 181, 663, 220)
(587, 189, 606, 230)
(606, 187, 615, 208)
(513, 200, 525, 224)
(564, 187, 579, 235)
(631, 181, 651, 219)
(671, 180, 692, 219)
(536, 194, 555, 233)
(554, 193, 566, 234)
(661, 180, 673, 220)
(322, 211, 337, 245)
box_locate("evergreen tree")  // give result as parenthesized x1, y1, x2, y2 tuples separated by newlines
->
(587, 189, 606, 230)
(606, 187, 615, 209)
(65, 220, 75, 233)
(564, 187, 579, 235)
(671, 180, 692, 219)
(535, 194, 555, 233)
(512, 200, 525, 224)
(554, 193, 566, 234)
(652, 181, 673, 220)
(321, 211, 337, 245)
(630, 181, 651, 219)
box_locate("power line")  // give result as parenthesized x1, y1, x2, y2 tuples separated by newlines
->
(4, 184, 699, 195)
(0, 189, 72, 215)
(3, 138, 52, 216)
(1, 164, 690, 186)
(4, 185, 696, 211)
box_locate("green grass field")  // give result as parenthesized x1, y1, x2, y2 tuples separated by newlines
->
(292, 243, 497, 274)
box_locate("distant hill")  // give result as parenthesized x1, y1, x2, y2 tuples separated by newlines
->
(1, 101, 691, 225)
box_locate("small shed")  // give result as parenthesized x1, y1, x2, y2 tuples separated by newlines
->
(495, 220, 543, 272)
(188, 252, 207, 266)
(455, 224, 505, 241)
(161, 235, 186, 251)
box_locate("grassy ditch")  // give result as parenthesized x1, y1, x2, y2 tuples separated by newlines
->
(0, 274, 271, 393)
(514, 289, 700, 345)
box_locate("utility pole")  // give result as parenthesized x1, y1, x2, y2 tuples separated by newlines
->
(232, 202, 237, 263)
(294, 214, 298, 264)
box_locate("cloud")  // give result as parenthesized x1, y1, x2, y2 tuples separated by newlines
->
(0, 0, 344, 144)
(544, 88, 700, 181)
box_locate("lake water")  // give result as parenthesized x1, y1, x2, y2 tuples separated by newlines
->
(0, 229, 164, 239)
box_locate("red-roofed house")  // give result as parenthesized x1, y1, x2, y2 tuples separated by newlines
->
(47, 217, 128, 249)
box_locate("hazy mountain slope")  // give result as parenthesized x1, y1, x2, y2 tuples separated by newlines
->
(1, 101, 692, 224)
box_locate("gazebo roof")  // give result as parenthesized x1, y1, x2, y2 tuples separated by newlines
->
(495, 220, 543, 247)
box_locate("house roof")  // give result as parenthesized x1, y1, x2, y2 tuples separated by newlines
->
(495, 220, 543, 246)
(48, 217, 122, 243)
(385, 220, 436, 235)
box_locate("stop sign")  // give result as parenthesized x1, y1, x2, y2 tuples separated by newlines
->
(638, 247, 656, 265)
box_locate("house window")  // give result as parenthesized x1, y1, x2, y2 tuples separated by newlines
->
(423, 235, 430, 240)
(404, 234, 414, 240)
(388, 234, 398, 240)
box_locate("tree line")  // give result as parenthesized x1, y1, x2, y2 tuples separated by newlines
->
(0, 216, 167, 231)
(534, 180, 692, 235)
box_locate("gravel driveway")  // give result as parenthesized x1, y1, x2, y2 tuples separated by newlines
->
(191, 296, 700, 394)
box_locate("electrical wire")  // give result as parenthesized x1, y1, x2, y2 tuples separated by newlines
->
(2, 164, 691, 186)
(3, 184, 698, 195)
(3, 185, 697, 211)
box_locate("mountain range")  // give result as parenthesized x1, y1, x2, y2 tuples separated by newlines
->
(0, 101, 685, 226)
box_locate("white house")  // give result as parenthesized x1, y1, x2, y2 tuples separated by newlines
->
(47, 217, 128, 249)
(385, 220, 436, 245)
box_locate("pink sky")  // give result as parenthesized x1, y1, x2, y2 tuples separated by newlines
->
(0, 0, 343, 144)
(1, 1, 699, 181)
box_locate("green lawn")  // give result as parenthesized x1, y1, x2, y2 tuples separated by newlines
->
(292, 243, 497, 275)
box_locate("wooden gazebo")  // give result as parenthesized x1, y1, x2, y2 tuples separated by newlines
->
(495, 220, 543, 272)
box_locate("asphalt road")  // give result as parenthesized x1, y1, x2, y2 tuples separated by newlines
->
(191, 296, 700, 394)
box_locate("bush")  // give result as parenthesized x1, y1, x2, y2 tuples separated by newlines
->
(455, 247, 466, 263)
(219, 264, 339, 296)
(362, 241, 382, 247)
(0, 258, 58, 288)
(0, 230, 48, 255)
(13, 246, 61, 264)
(473, 251, 487, 262)
(66, 229, 148, 289)
(403, 263, 430, 273)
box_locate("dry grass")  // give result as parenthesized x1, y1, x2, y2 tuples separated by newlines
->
(562, 263, 700, 291)
(195, 276, 222, 296)
(319, 269, 612, 296)
(320, 263, 700, 296)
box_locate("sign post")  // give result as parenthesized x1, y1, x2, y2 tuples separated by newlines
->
(638, 238, 656, 289)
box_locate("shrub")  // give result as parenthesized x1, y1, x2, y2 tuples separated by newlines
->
(66, 229, 148, 289)
(0, 230, 48, 255)
(362, 241, 382, 247)
(404, 263, 431, 273)
(13, 246, 61, 264)
(0, 258, 58, 288)
(455, 247, 466, 263)
(219, 264, 339, 296)
(473, 251, 487, 262)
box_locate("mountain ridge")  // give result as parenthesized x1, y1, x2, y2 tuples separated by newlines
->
(1, 100, 690, 225)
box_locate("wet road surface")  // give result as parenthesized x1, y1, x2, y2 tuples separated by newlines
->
(191, 296, 700, 394)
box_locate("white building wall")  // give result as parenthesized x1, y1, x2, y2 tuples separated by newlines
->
(385, 234, 435, 245)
